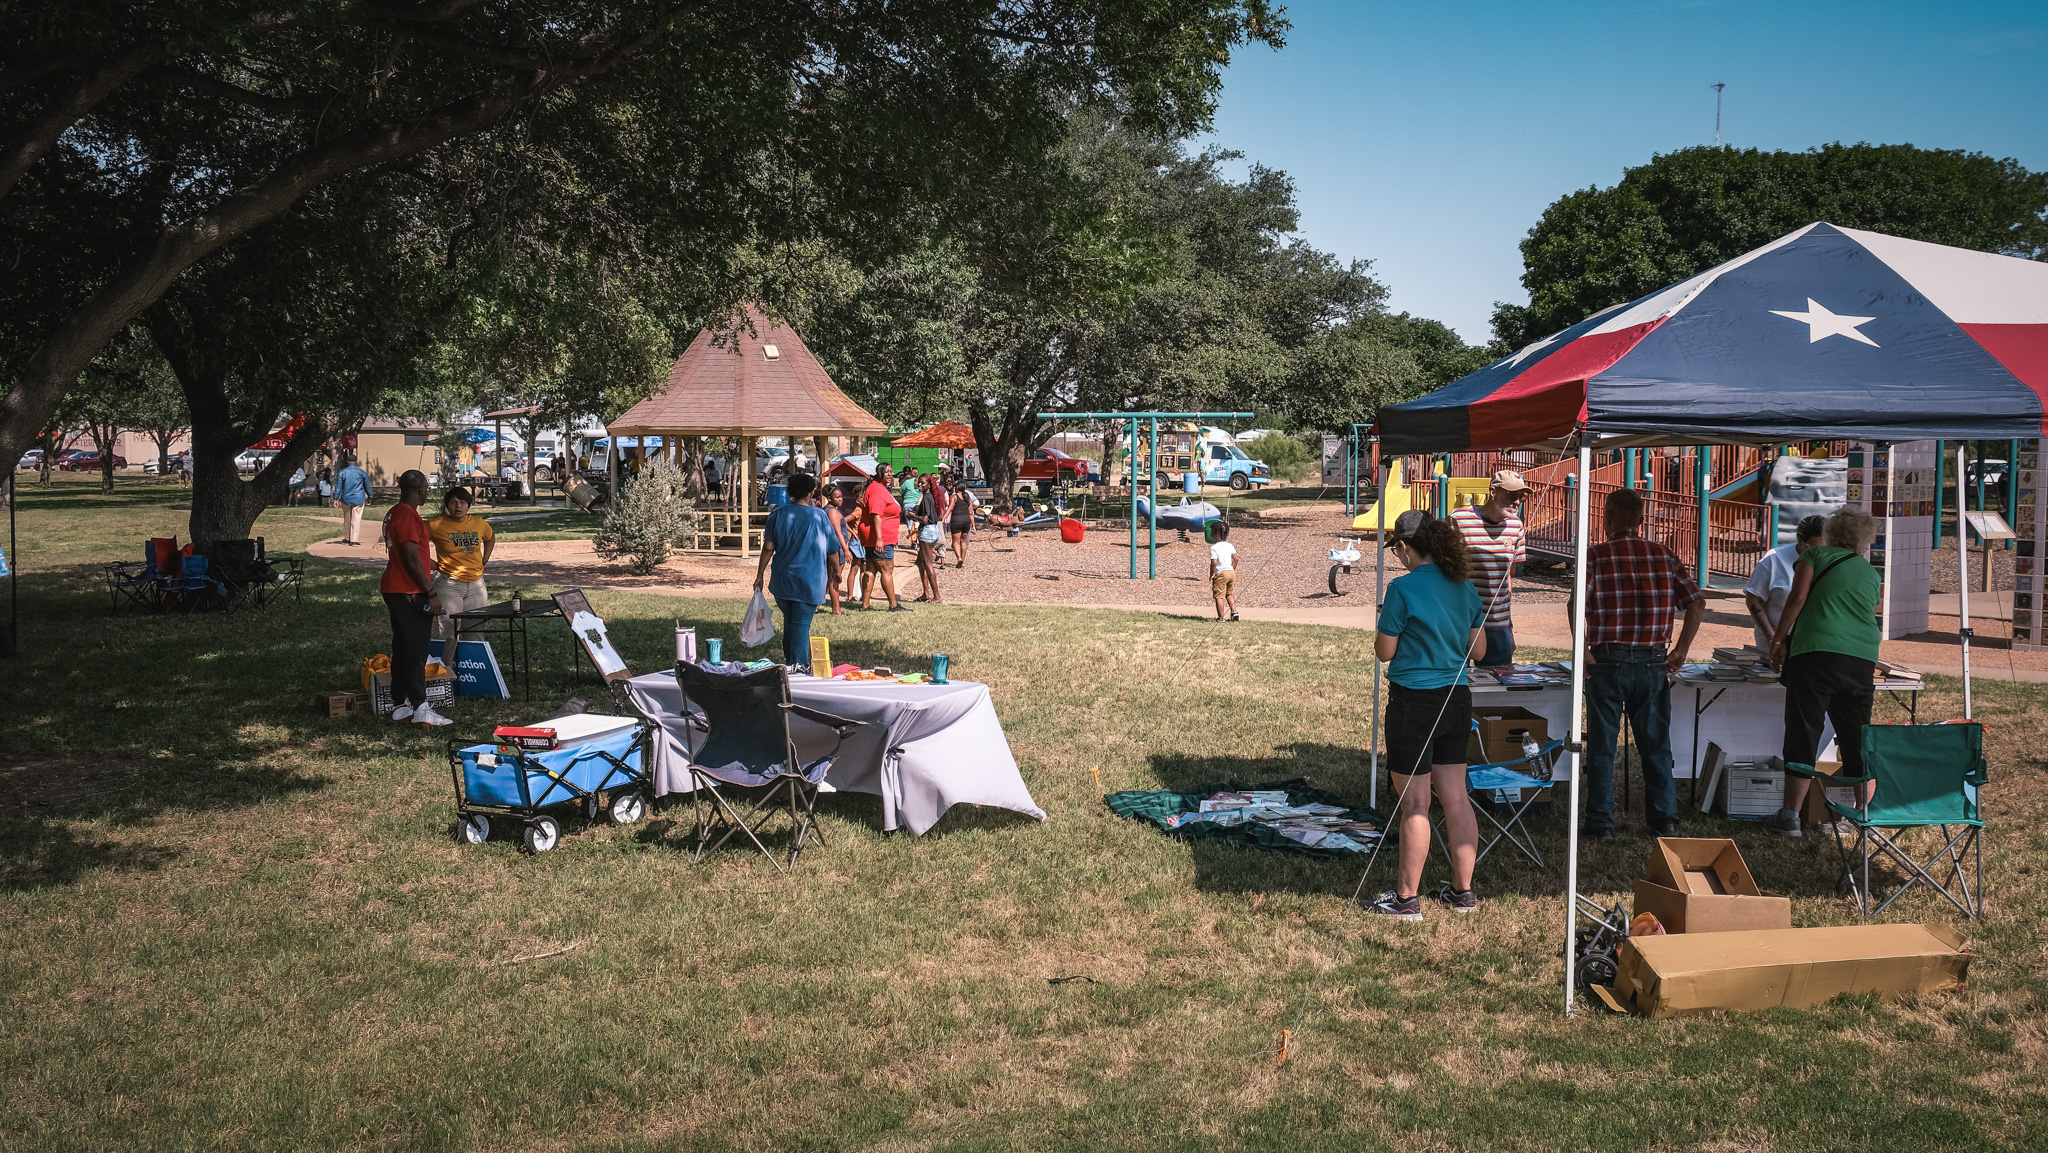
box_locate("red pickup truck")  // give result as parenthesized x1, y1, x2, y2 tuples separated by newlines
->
(1018, 448, 1092, 491)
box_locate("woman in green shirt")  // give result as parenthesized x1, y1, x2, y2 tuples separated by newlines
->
(1764, 504, 1881, 837)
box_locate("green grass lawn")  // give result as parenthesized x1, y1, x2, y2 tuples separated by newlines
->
(3, 483, 2043, 1150)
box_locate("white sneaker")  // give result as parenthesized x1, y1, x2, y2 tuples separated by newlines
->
(390, 705, 415, 724)
(411, 703, 454, 728)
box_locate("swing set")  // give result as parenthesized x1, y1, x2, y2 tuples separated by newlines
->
(1036, 410, 1254, 578)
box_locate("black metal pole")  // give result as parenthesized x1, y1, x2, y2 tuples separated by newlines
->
(3, 469, 16, 658)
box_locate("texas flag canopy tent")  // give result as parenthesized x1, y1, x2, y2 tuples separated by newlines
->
(1379, 222, 2048, 455)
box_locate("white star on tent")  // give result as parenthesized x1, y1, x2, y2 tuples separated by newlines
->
(1495, 331, 1561, 370)
(1769, 298, 1880, 347)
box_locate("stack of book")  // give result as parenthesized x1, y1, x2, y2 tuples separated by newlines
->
(1874, 660, 1924, 687)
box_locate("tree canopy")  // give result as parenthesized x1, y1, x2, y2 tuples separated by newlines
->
(0, 0, 1286, 475)
(1491, 143, 2048, 351)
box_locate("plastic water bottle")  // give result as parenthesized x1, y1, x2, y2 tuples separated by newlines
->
(1519, 730, 1548, 781)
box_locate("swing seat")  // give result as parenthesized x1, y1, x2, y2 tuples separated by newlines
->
(1059, 518, 1084, 543)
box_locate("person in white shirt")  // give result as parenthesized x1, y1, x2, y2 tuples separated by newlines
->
(1744, 515, 1827, 648)
(1209, 521, 1239, 621)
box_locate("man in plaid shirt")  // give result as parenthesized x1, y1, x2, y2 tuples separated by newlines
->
(1574, 486, 1706, 839)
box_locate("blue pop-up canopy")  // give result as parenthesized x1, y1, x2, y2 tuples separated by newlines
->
(1379, 223, 2048, 455)
(1365, 223, 2048, 1015)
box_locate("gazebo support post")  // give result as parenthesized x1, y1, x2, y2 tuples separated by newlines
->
(740, 436, 755, 558)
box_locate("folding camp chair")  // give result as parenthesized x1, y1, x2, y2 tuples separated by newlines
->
(103, 537, 176, 615)
(1789, 722, 1985, 919)
(1433, 724, 1563, 870)
(163, 554, 229, 614)
(674, 662, 865, 873)
(210, 537, 303, 609)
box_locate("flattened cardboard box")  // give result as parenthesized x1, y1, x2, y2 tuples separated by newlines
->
(1633, 837, 1791, 934)
(1613, 924, 1969, 1018)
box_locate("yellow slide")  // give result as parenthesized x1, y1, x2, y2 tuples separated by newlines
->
(1352, 460, 1491, 532)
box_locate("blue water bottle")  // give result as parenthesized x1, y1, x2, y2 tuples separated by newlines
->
(931, 653, 949, 684)
(706, 637, 723, 665)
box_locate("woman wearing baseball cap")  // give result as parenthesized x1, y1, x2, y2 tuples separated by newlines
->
(1366, 509, 1486, 920)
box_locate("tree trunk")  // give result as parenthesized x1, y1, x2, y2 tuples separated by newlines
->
(968, 399, 1039, 504)
(1100, 427, 1121, 486)
(186, 416, 333, 547)
(681, 436, 706, 500)
(87, 420, 119, 495)
(150, 430, 178, 477)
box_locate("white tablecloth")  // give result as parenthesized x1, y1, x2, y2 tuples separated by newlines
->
(624, 671, 1046, 836)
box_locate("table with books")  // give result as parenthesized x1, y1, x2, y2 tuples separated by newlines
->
(1673, 645, 1922, 800)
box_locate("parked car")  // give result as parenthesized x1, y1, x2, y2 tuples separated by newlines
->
(17, 449, 44, 470)
(1019, 447, 1093, 491)
(235, 448, 277, 474)
(1234, 428, 1284, 444)
(58, 450, 127, 471)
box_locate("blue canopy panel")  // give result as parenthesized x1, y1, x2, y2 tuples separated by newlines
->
(1379, 223, 2048, 455)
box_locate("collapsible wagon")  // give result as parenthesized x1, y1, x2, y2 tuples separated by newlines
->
(447, 713, 651, 852)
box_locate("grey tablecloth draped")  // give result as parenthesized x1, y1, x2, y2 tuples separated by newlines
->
(624, 671, 1045, 836)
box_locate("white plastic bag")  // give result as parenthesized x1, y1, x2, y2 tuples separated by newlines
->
(740, 588, 776, 647)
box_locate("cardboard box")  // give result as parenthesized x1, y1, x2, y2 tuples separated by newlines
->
(1631, 838, 1791, 934)
(1467, 706, 1550, 766)
(1611, 923, 1970, 1017)
(1801, 760, 1860, 827)
(317, 691, 358, 718)
(368, 671, 457, 716)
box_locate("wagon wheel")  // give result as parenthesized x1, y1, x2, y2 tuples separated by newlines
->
(609, 791, 646, 826)
(456, 815, 491, 845)
(523, 815, 561, 853)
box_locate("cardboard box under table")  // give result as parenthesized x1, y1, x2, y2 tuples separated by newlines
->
(1632, 837, 1791, 934)
(449, 714, 647, 844)
(1610, 923, 1970, 1018)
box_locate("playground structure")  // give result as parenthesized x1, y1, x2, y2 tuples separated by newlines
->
(1037, 411, 1254, 579)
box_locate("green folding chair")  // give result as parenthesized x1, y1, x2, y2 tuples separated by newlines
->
(1788, 722, 1984, 919)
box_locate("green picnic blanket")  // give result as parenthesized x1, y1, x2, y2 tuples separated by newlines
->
(1103, 777, 1385, 858)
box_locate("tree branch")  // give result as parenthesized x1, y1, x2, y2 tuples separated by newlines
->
(0, 39, 180, 201)
(169, 68, 337, 114)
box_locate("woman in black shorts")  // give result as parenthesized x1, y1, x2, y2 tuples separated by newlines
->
(1366, 510, 1487, 920)
(946, 476, 975, 567)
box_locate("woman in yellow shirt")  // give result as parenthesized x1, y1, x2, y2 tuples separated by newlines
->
(427, 486, 495, 646)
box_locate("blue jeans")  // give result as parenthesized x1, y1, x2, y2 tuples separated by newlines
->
(778, 597, 818, 669)
(1479, 626, 1515, 667)
(1583, 644, 1677, 829)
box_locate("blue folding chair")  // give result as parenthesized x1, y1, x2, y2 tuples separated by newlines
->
(163, 554, 229, 613)
(1434, 723, 1563, 869)
(1788, 722, 1985, 919)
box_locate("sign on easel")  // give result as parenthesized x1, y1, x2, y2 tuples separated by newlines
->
(552, 588, 632, 682)
(428, 638, 510, 697)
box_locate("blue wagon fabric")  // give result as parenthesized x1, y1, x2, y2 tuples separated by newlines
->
(459, 725, 642, 808)
(1378, 222, 2048, 454)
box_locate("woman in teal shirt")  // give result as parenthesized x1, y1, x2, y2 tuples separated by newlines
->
(1366, 510, 1486, 920)
(1765, 504, 1882, 837)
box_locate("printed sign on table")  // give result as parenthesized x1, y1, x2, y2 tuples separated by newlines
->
(428, 638, 510, 698)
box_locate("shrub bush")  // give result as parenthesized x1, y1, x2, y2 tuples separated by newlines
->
(1243, 433, 1315, 483)
(592, 458, 695, 574)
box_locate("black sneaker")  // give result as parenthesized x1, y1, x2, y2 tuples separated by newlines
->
(1647, 818, 1681, 838)
(1433, 883, 1479, 914)
(1762, 810, 1802, 838)
(1363, 890, 1423, 921)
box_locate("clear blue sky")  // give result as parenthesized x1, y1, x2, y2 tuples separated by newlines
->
(1198, 0, 2048, 345)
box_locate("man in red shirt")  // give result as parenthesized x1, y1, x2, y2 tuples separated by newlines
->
(858, 463, 906, 611)
(1574, 486, 1704, 839)
(382, 470, 452, 727)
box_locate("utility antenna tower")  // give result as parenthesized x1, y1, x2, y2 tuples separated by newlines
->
(1712, 82, 1726, 146)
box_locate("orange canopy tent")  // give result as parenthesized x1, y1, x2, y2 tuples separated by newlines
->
(891, 420, 978, 449)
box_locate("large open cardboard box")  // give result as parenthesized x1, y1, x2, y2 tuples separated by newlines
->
(1611, 923, 1969, 1017)
(1631, 837, 1791, 934)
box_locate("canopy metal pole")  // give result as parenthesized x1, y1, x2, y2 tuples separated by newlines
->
(1694, 446, 1710, 586)
(1933, 440, 1945, 550)
(1957, 444, 1975, 719)
(1564, 439, 1593, 1016)
(1370, 459, 1390, 810)
(2009, 438, 2021, 550)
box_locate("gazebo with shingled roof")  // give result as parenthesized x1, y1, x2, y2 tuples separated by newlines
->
(607, 303, 887, 555)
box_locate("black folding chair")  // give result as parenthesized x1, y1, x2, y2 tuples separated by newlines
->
(209, 537, 302, 609)
(676, 662, 864, 873)
(103, 538, 172, 615)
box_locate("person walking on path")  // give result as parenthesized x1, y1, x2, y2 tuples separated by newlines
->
(1209, 521, 1239, 621)
(334, 456, 372, 546)
(895, 466, 922, 546)
(1743, 515, 1826, 650)
(911, 473, 946, 603)
(1449, 468, 1528, 666)
(1763, 504, 1883, 837)
(1573, 487, 1705, 840)
(946, 476, 976, 567)
(381, 470, 451, 728)
(426, 486, 495, 649)
(1364, 510, 1486, 920)
(859, 464, 905, 611)
(753, 473, 842, 669)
